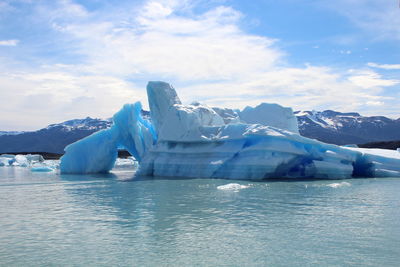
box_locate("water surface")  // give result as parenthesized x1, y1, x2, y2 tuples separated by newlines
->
(1, 167, 399, 266)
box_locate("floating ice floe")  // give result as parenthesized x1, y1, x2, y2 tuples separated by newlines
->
(217, 183, 250, 191)
(0, 154, 17, 166)
(30, 165, 54, 172)
(327, 182, 351, 188)
(0, 154, 44, 167)
(0, 154, 58, 172)
(59, 81, 400, 179)
(30, 160, 59, 172)
(114, 157, 139, 169)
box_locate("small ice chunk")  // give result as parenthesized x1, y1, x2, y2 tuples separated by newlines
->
(14, 155, 29, 167)
(327, 182, 351, 188)
(217, 183, 250, 191)
(0, 158, 7, 166)
(0, 155, 15, 166)
(0, 154, 44, 167)
(31, 166, 54, 172)
(114, 157, 138, 169)
(25, 154, 44, 163)
(30, 161, 58, 172)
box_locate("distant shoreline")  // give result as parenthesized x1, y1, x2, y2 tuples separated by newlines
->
(0, 150, 133, 160)
(358, 140, 400, 150)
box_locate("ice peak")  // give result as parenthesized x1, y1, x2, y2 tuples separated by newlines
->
(147, 81, 182, 132)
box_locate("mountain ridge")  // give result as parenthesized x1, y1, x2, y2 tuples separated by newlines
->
(0, 117, 112, 154)
(294, 110, 400, 145)
(1, 110, 399, 153)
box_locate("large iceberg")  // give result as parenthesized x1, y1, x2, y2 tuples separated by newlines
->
(60, 81, 400, 179)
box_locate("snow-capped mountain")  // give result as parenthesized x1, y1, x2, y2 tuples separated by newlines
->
(0, 117, 112, 154)
(295, 110, 400, 145)
(45, 117, 112, 131)
(1, 110, 399, 154)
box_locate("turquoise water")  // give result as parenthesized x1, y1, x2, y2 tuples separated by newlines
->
(1, 167, 400, 266)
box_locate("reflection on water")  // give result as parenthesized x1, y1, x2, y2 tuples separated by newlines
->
(0, 167, 400, 266)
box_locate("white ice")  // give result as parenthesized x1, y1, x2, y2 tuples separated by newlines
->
(0, 154, 58, 172)
(327, 182, 351, 188)
(0, 154, 44, 167)
(239, 103, 299, 133)
(217, 183, 250, 191)
(114, 157, 138, 169)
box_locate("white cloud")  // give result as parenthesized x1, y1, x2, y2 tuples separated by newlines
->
(367, 62, 400, 70)
(179, 66, 397, 115)
(142, 1, 174, 18)
(0, 67, 145, 130)
(366, 101, 384, 106)
(0, 39, 19, 46)
(0, 0, 399, 130)
(347, 69, 399, 89)
(57, 3, 282, 81)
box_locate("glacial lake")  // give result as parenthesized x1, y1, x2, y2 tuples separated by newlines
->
(1, 166, 400, 266)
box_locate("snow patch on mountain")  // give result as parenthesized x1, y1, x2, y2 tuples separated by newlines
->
(0, 131, 24, 136)
(46, 117, 112, 131)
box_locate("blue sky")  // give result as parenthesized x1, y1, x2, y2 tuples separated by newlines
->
(0, 0, 399, 130)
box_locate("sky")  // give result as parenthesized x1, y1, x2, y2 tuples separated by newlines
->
(0, 0, 399, 131)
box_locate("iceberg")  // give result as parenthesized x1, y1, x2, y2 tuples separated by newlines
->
(60, 81, 400, 179)
(0, 154, 44, 167)
(0, 153, 58, 172)
(0, 154, 17, 166)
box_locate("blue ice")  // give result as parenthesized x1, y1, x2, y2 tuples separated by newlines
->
(59, 81, 400, 179)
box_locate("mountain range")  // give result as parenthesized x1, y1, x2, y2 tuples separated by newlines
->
(1, 110, 399, 154)
(295, 110, 400, 145)
(0, 117, 111, 154)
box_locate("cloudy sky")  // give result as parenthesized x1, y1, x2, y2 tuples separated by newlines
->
(0, 0, 399, 130)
